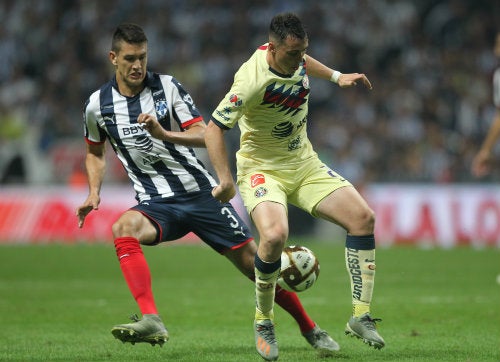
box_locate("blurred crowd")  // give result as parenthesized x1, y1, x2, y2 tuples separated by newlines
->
(0, 0, 499, 186)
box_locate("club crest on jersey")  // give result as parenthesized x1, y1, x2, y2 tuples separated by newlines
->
(250, 173, 265, 188)
(155, 100, 168, 118)
(229, 94, 243, 107)
(254, 186, 267, 198)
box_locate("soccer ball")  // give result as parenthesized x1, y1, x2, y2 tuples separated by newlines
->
(277, 245, 320, 292)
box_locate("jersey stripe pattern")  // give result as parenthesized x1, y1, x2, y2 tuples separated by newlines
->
(83, 71, 216, 202)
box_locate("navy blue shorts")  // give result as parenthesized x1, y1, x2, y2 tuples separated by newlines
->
(131, 191, 253, 254)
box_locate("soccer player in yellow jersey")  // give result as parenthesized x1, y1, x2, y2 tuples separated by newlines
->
(205, 13, 385, 360)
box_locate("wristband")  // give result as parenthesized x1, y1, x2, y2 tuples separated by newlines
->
(330, 70, 342, 83)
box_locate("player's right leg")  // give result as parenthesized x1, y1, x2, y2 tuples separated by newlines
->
(250, 201, 290, 360)
(110, 210, 168, 346)
(225, 242, 339, 353)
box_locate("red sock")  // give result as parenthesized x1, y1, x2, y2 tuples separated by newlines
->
(114, 237, 158, 315)
(275, 285, 315, 333)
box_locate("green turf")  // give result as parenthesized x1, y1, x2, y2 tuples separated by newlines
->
(0, 242, 499, 361)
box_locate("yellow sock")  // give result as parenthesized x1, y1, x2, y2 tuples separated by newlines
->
(254, 266, 280, 321)
(255, 308, 274, 322)
(353, 304, 370, 317)
(346, 247, 376, 317)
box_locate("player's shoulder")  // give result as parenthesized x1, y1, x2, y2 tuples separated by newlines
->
(143, 71, 171, 85)
(84, 86, 105, 113)
(147, 71, 183, 91)
(234, 45, 267, 86)
(244, 44, 267, 66)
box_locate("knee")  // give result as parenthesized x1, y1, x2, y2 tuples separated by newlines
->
(112, 214, 140, 239)
(262, 224, 288, 245)
(361, 207, 376, 232)
(350, 206, 375, 235)
(111, 219, 127, 238)
(259, 225, 288, 255)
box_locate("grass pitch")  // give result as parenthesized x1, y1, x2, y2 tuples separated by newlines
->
(0, 242, 499, 361)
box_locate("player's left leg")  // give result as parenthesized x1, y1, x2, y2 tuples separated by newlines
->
(110, 210, 169, 346)
(315, 186, 385, 349)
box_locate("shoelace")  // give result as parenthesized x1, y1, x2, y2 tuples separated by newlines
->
(361, 316, 382, 331)
(129, 314, 140, 323)
(313, 329, 329, 341)
(257, 323, 277, 344)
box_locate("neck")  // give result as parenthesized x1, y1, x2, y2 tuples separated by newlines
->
(115, 74, 144, 97)
(266, 50, 286, 75)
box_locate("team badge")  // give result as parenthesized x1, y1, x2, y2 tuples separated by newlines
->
(155, 100, 168, 118)
(250, 173, 265, 188)
(254, 186, 268, 198)
(229, 94, 243, 106)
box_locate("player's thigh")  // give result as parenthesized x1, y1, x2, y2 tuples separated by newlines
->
(237, 171, 288, 217)
(251, 200, 289, 243)
(315, 186, 375, 234)
(112, 210, 158, 243)
(189, 193, 253, 253)
(289, 159, 351, 214)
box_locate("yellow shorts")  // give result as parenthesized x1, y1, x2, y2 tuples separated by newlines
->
(237, 157, 352, 217)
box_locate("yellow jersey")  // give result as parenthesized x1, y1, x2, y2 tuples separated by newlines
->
(211, 43, 317, 176)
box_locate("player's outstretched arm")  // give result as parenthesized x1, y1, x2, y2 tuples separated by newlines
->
(76, 143, 105, 228)
(205, 120, 236, 202)
(305, 54, 372, 90)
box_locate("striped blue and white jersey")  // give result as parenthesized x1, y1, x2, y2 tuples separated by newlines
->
(83, 71, 217, 202)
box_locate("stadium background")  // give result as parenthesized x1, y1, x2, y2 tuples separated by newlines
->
(0, 0, 499, 247)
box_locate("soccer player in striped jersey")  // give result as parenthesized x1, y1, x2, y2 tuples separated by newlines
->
(76, 23, 338, 354)
(205, 13, 385, 360)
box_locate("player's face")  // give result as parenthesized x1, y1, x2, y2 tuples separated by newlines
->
(109, 41, 148, 96)
(270, 35, 308, 75)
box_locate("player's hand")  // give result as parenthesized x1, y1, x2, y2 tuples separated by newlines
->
(76, 195, 100, 228)
(471, 150, 492, 177)
(137, 113, 165, 140)
(338, 73, 372, 90)
(211, 183, 236, 203)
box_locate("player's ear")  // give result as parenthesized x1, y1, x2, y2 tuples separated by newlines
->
(268, 42, 276, 53)
(109, 51, 117, 66)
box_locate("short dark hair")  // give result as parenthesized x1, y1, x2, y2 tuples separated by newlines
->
(269, 13, 307, 44)
(111, 23, 148, 52)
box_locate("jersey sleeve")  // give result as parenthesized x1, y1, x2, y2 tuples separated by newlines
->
(170, 77, 203, 129)
(83, 92, 106, 145)
(211, 66, 252, 130)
